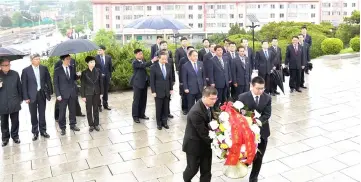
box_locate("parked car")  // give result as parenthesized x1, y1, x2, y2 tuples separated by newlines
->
(13, 39, 22, 44)
(46, 32, 53, 37)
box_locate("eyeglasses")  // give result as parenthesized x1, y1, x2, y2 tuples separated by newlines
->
(0, 64, 10, 67)
(254, 87, 265, 91)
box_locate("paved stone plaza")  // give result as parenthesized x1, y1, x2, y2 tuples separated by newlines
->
(0, 56, 360, 182)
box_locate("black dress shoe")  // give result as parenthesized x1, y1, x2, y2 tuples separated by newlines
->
(2, 140, 9, 147)
(89, 126, 94, 132)
(99, 107, 102, 112)
(139, 116, 149, 120)
(300, 86, 307, 89)
(13, 139, 21, 144)
(296, 89, 302, 92)
(94, 126, 100, 131)
(275, 91, 280, 95)
(157, 126, 162, 130)
(182, 110, 188, 115)
(163, 125, 169, 129)
(32, 134, 39, 141)
(249, 178, 258, 182)
(61, 129, 66, 135)
(133, 118, 140, 123)
(77, 114, 86, 117)
(290, 89, 294, 93)
(104, 106, 111, 110)
(168, 114, 174, 118)
(70, 126, 80, 131)
(41, 133, 50, 138)
(270, 92, 276, 96)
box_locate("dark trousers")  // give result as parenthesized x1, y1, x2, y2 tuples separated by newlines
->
(132, 86, 148, 118)
(259, 73, 272, 93)
(187, 93, 202, 112)
(155, 97, 169, 127)
(100, 75, 110, 107)
(180, 85, 188, 111)
(1, 112, 19, 141)
(58, 96, 77, 130)
(235, 84, 250, 99)
(85, 94, 100, 127)
(300, 68, 305, 86)
(54, 97, 82, 120)
(183, 153, 212, 182)
(29, 91, 47, 134)
(230, 84, 237, 101)
(216, 86, 228, 108)
(272, 64, 282, 92)
(289, 69, 301, 90)
(249, 137, 268, 181)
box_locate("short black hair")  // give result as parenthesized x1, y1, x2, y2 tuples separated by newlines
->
(214, 45, 223, 51)
(156, 35, 163, 39)
(160, 40, 167, 45)
(0, 58, 10, 64)
(134, 49, 142, 54)
(261, 40, 268, 44)
(99, 45, 106, 50)
(301, 25, 307, 30)
(292, 36, 299, 39)
(237, 46, 245, 51)
(202, 86, 218, 97)
(251, 76, 265, 86)
(298, 34, 304, 37)
(180, 37, 187, 41)
(202, 39, 209, 43)
(223, 38, 230, 43)
(187, 46, 194, 50)
(188, 50, 198, 56)
(159, 51, 168, 57)
(60, 54, 70, 60)
(229, 42, 236, 46)
(241, 39, 248, 43)
(85, 56, 95, 63)
(272, 37, 278, 41)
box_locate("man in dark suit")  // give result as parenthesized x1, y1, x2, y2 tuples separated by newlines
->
(95, 45, 113, 111)
(175, 37, 188, 72)
(298, 34, 310, 89)
(21, 53, 52, 141)
(54, 54, 81, 135)
(182, 86, 218, 182)
(203, 43, 216, 86)
(269, 38, 282, 95)
(178, 46, 194, 115)
(224, 42, 237, 99)
(198, 39, 210, 62)
(182, 50, 206, 112)
(231, 46, 252, 98)
(255, 41, 275, 95)
(130, 49, 156, 123)
(222, 38, 230, 54)
(285, 36, 305, 93)
(208, 45, 232, 108)
(238, 76, 272, 182)
(301, 26, 312, 46)
(241, 39, 255, 70)
(150, 35, 163, 59)
(150, 51, 173, 130)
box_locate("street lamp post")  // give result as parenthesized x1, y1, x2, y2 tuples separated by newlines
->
(246, 14, 260, 51)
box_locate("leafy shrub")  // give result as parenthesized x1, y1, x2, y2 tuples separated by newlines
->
(321, 38, 344, 55)
(350, 37, 360, 52)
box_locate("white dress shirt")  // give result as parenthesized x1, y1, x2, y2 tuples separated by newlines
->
(32, 65, 41, 91)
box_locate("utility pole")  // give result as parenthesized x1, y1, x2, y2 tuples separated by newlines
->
(246, 14, 260, 51)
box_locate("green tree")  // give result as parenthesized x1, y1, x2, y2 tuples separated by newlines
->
(88, 21, 93, 30)
(12, 12, 23, 26)
(75, 24, 85, 33)
(228, 24, 246, 35)
(335, 11, 360, 46)
(93, 29, 118, 49)
(0, 16, 12, 27)
(344, 10, 360, 24)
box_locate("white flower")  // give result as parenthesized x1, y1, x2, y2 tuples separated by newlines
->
(217, 134, 226, 143)
(233, 101, 244, 110)
(209, 131, 217, 139)
(219, 112, 230, 123)
(223, 121, 232, 131)
(250, 124, 261, 135)
(255, 119, 262, 127)
(214, 148, 223, 158)
(223, 130, 232, 138)
(225, 137, 233, 148)
(240, 144, 246, 153)
(211, 143, 218, 150)
(254, 110, 261, 118)
(209, 120, 219, 130)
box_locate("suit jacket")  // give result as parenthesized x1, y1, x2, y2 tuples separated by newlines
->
(182, 100, 212, 156)
(155, 50, 175, 83)
(304, 34, 312, 46)
(245, 47, 255, 69)
(0, 70, 22, 115)
(270, 46, 282, 66)
(150, 44, 160, 59)
(150, 63, 173, 98)
(182, 61, 206, 94)
(80, 68, 104, 97)
(54, 59, 76, 70)
(255, 49, 275, 76)
(208, 56, 232, 88)
(231, 56, 251, 86)
(203, 52, 215, 80)
(198, 48, 209, 62)
(175, 47, 187, 71)
(238, 91, 272, 139)
(222, 47, 228, 54)
(130, 59, 152, 89)
(285, 44, 305, 69)
(53, 65, 78, 99)
(178, 56, 190, 83)
(95, 54, 113, 78)
(21, 65, 53, 103)
(300, 42, 310, 63)
(224, 51, 237, 66)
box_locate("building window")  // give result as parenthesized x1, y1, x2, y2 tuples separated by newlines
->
(257, 5, 260, 8)
(280, 13, 284, 18)
(147, 6, 152, 11)
(270, 13, 275, 18)
(352, 3, 356, 7)
(175, 5, 185, 10)
(105, 7, 109, 11)
(116, 15, 120, 20)
(344, 3, 347, 7)
(175, 14, 185, 19)
(271, 4, 275, 9)
(322, 11, 330, 15)
(188, 5, 193, 10)
(239, 14, 243, 18)
(106, 15, 109, 19)
(216, 5, 226, 9)
(208, 5, 214, 9)
(125, 6, 132, 11)
(280, 4, 284, 9)
(106, 24, 110, 28)
(311, 13, 315, 18)
(288, 13, 297, 17)
(134, 15, 143, 19)
(206, 14, 215, 18)
(165, 5, 174, 10)
(156, 6, 161, 10)
(123, 15, 133, 20)
(115, 6, 120, 11)
(134, 6, 143, 11)
(189, 14, 193, 19)
(230, 5, 235, 9)
(322, 3, 331, 7)
(189, 23, 193, 28)
(116, 24, 121, 29)
(230, 23, 234, 27)
(230, 14, 234, 19)
(239, 23, 243, 27)
(217, 23, 227, 27)
(311, 5, 316, 9)
(198, 23, 203, 28)
(343, 11, 347, 16)
(198, 5, 202, 10)
(198, 14, 202, 19)
(217, 14, 226, 19)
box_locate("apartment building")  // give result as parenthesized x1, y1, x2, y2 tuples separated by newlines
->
(321, 0, 360, 25)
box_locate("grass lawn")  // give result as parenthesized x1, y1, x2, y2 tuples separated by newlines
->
(340, 47, 356, 54)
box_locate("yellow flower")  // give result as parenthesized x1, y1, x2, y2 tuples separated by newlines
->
(220, 143, 228, 149)
(219, 123, 226, 132)
(239, 153, 243, 158)
(245, 117, 253, 126)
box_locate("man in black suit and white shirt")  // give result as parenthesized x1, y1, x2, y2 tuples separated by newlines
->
(301, 26, 312, 47)
(269, 38, 282, 95)
(150, 35, 163, 59)
(285, 36, 305, 93)
(203, 43, 216, 85)
(53, 54, 81, 135)
(238, 76, 272, 182)
(22, 53, 52, 141)
(175, 37, 188, 72)
(198, 39, 210, 62)
(130, 49, 157, 123)
(298, 34, 310, 89)
(150, 51, 173, 130)
(241, 39, 255, 70)
(231, 46, 252, 98)
(224, 42, 237, 99)
(178, 46, 195, 115)
(95, 45, 113, 111)
(255, 41, 275, 95)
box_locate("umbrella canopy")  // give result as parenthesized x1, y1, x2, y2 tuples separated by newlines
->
(48, 39, 99, 57)
(124, 16, 191, 30)
(271, 70, 285, 94)
(0, 47, 26, 61)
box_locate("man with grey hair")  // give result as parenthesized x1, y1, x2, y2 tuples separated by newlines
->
(21, 53, 53, 141)
(0, 58, 22, 147)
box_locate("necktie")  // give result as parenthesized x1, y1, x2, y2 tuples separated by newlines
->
(219, 58, 224, 69)
(274, 46, 277, 52)
(265, 51, 269, 59)
(255, 96, 259, 106)
(65, 67, 70, 79)
(294, 45, 298, 52)
(231, 53, 235, 59)
(161, 64, 166, 80)
(184, 47, 187, 54)
(207, 108, 211, 121)
(193, 63, 198, 74)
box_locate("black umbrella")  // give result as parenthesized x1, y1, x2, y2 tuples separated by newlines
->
(271, 70, 285, 94)
(48, 39, 99, 57)
(282, 67, 290, 76)
(0, 47, 26, 61)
